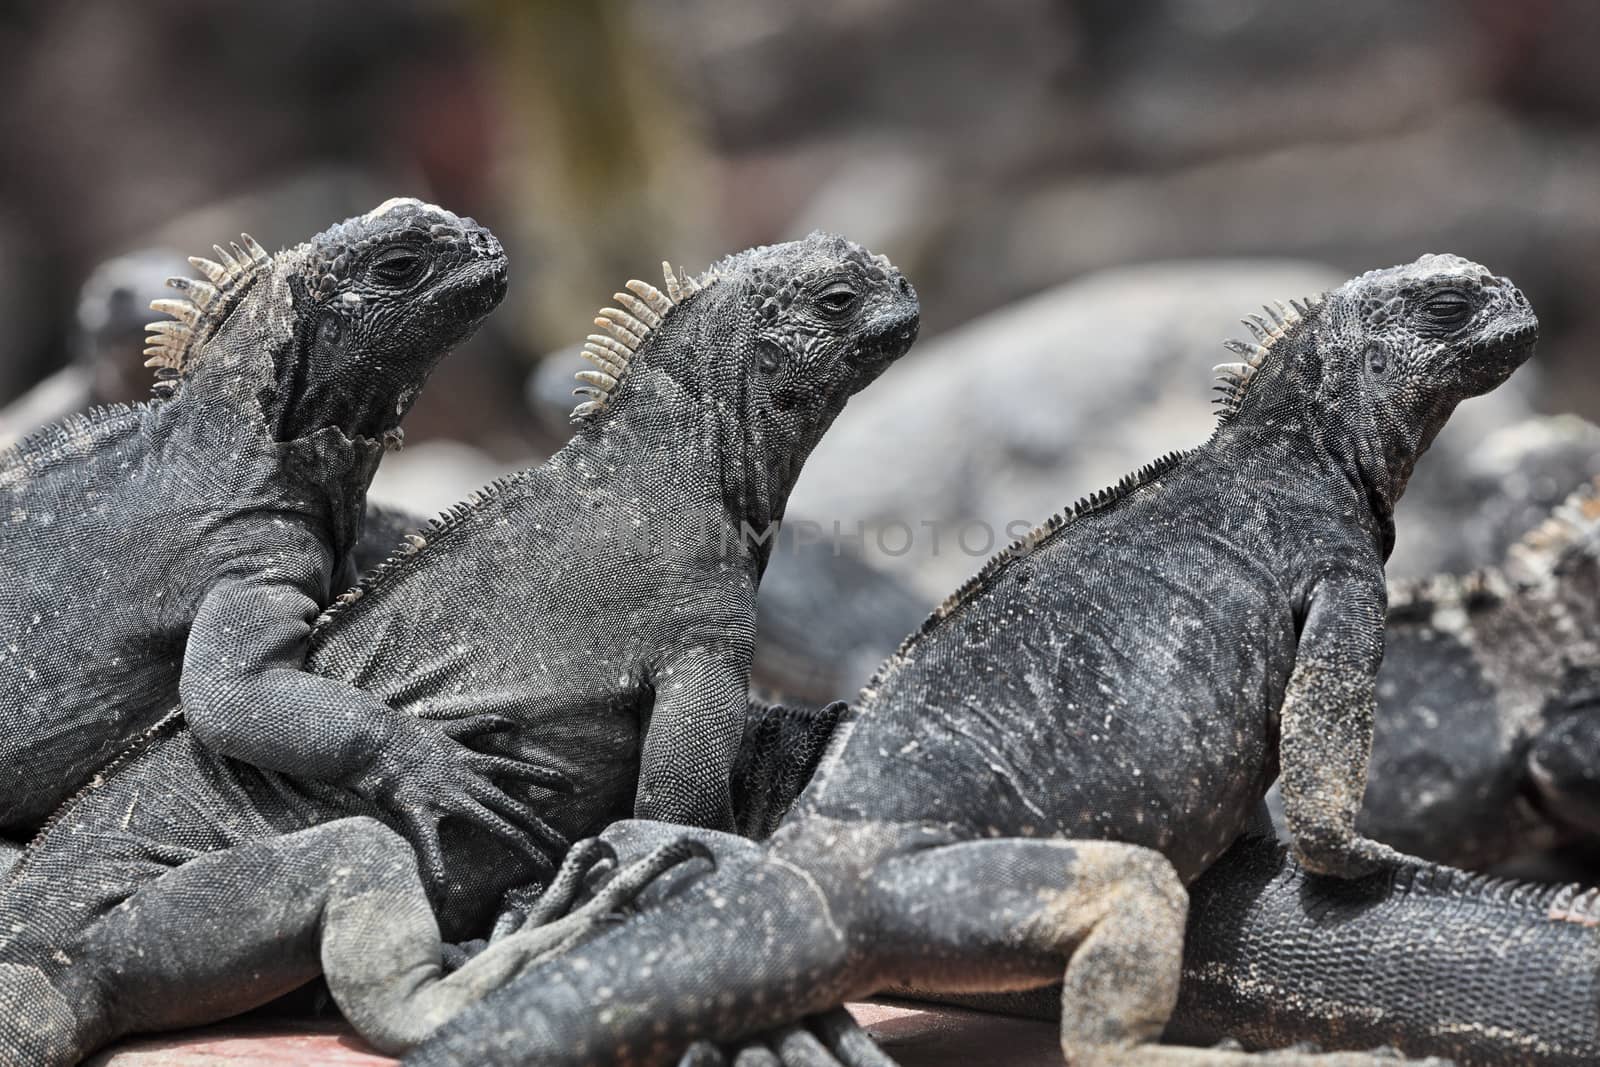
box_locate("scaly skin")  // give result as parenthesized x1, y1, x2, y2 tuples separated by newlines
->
(1168, 834, 1600, 1066)
(410, 255, 1537, 1067)
(0, 233, 919, 1065)
(0, 198, 504, 834)
(850, 830, 1600, 1066)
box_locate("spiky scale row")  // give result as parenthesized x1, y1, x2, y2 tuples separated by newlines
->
(1211, 292, 1325, 422)
(568, 265, 718, 423)
(142, 233, 272, 397)
(881, 450, 1191, 678)
(308, 470, 536, 639)
(878, 290, 1333, 694)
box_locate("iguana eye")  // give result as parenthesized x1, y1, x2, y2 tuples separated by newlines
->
(815, 284, 860, 318)
(757, 339, 785, 373)
(1419, 289, 1472, 329)
(368, 246, 428, 286)
(317, 315, 343, 345)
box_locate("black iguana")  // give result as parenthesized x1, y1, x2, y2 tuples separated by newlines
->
(741, 468, 1600, 870)
(0, 197, 505, 835)
(1358, 471, 1600, 869)
(0, 233, 920, 1064)
(409, 253, 1539, 1067)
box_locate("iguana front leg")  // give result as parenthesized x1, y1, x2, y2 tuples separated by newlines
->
(1278, 573, 1406, 878)
(180, 579, 570, 882)
(637, 642, 753, 831)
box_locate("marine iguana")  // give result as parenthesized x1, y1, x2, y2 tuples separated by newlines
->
(0, 198, 505, 835)
(740, 469, 1600, 869)
(0, 233, 920, 1065)
(410, 253, 1538, 1067)
(443, 729, 1600, 1066)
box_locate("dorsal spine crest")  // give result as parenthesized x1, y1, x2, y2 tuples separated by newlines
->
(142, 233, 272, 398)
(863, 450, 1191, 696)
(569, 264, 719, 424)
(1210, 291, 1325, 424)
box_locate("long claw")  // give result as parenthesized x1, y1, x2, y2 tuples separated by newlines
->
(585, 838, 714, 915)
(464, 779, 568, 855)
(464, 751, 572, 791)
(457, 794, 560, 871)
(515, 838, 616, 932)
(402, 807, 449, 892)
(679, 1043, 729, 1067)
(812, 1011, 897, 1067)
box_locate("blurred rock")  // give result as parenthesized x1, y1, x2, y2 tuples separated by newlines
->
(1400, 413, 1600, 576)
(753, 536, 930, 705)
(366, 440, 519, 520)
(788, 259, 1364, 595)
(0, 248, 189, 451)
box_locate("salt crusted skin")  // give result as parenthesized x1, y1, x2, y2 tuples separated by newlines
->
(1167, 833, 1600, 1065)
(873, 830, 1600, 1065)
(735, 471, 1600, 870)
(0, 233, 919, 1065)
(1358, 473, 1600, 868)
(0, 198, 504, 835)
(410, 255, 1537, 1067)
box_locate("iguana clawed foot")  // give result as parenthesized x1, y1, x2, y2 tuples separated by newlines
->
(485, 835, 715, 962)
(490, 836, 617, 942)
(677, 1009, 896, 1067)
(353, 712, 572, 890)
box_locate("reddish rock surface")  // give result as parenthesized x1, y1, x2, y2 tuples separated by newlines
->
(91, 1001, 1060, 1065)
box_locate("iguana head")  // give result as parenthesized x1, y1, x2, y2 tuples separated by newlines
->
(1215, 253, 1537, 549)
(145, 197, 508, 449)
(569, 231, 919, 528)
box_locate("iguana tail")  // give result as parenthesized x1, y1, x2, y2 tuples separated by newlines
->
(1169, 834, 1600, 1065)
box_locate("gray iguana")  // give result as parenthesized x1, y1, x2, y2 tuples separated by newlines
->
(0, 198, 506, 835)
(0, 232, 920, 1064)
(744, 470, 1600, 869)
(432, 700, 1600, 1066)
(410, 253, 1538, 1067)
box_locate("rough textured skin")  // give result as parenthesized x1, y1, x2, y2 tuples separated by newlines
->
(362, 508, 930, 709)
(0, 198, 504, 833)
(1168, 834, 1600, 1065)
(907, 831, 1600, 1064)
(729, 699, 850, 840)
(411, 255, 1536, 1067)
(1359, 473, 1600, 867)
(0, 233, 918, 1065)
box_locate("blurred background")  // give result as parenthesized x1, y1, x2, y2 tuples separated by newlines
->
(4, 0, 1598, 697)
